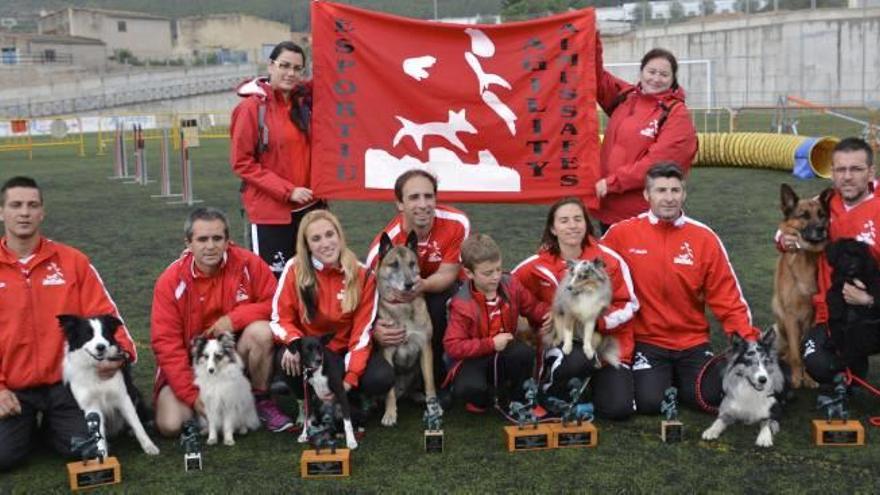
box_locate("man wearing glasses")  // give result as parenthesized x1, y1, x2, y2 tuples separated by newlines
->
(779, 137, 880, 389)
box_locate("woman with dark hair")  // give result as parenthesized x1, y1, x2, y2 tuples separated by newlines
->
(588, 38, 698, 231)
(511, 197, 639, 419)
(230, 41, 324, 278)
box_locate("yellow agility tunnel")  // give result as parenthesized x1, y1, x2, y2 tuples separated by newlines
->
(694, 132, 838, 179)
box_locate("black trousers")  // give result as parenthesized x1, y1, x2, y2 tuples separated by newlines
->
(280, 350, 395, 401)
(803, 324, 880, 386)
(631, 342, 722, 414)
(250, 202, 326, 277)
(451, 340, 535, 409)
(0, 383, 88, 471)
(542, 347, 635, 420)
(426, 284, 457, 384)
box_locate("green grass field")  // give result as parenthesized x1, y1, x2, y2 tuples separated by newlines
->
(2, 134, 879, 494)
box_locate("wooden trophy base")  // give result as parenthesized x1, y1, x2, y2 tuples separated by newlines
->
(549, 421, 598, 448)
(812, 419, 865, 446)
(67, 456, 121, 491)
(661, 420, 684, 443)
(184, 452, 203, 471)
(504, 424, 553, 452)
(424, 430, 444, 453)
(300, 448, 351, 478)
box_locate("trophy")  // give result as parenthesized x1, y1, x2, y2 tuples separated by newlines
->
(423, 397, 444, 453)
(180, 419, 203, 471)
(812, 373, 865, 446)
(66, 412, 121, 491)
(503, 379, 552, 452)
(546, 378, 598, 448)
(300, 403, 351, 478)
(660, 387, 683, 443)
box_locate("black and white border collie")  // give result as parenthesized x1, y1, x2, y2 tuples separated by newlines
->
(291, 335, 358, 450)
(59, 314, 159, 455)
(190, 332, 260, 446)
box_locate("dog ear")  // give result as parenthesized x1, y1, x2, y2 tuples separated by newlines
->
(218, 331, 236, 351)
(592, 257, 605, 269)
(57, 314, 80, 334)
(287, 337, 302, 355)
(378, 232, 393, 261)
(319, 332, 334, 347)
(190, 335, 206, 361)
(779, 183, 798, 217)
(729, 333, 747, 353)
(405, 230, 419, 254)
(825, 239, 845, 266)
(98, 314, 123, 332)
(760, 327, 777, 350)
(818, 187, 834, 212)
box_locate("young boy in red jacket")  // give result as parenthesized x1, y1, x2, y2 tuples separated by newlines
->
(443, 234, 550, 412)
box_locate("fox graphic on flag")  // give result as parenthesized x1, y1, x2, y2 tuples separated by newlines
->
(310, 2, 599, 204)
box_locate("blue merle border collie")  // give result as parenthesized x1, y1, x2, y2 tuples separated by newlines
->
(59, 314, 159, 455)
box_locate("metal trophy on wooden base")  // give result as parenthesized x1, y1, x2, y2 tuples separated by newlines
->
(66, 412, 121, 491)
(423, 397, 444, 453)
(300, 403, 351, 478)
(180, 419, 203, 471)
(660, 387, 684, 443)
(812, 374, 865, 446)
(503, 379, 552, 452)
(546, 377, 597, 448)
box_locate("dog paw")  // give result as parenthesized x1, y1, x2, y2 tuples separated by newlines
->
(701, 427, 720, 441)
(224, 438, 236, 446)
(347, 438, 359, 450)
(803, 375, 819, 389)
(583, 345, 595, 361)
(297, 432, 308, 443)
(755, 430, 774, 448)
(206, 436, 218, 446)
(381, 411, 398, 427)
(143, 443, 160, 456)
(561, 342, 573, 355)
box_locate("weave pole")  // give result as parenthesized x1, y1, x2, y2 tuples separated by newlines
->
(151, 128, 181, 199)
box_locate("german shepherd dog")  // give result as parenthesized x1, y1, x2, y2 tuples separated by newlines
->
(548, 259, 618, 366)
(826, 238, 880, 367)
(375, 231, 438, 427)
(772, 184, 833, 388)
(702, 329, 785, 448)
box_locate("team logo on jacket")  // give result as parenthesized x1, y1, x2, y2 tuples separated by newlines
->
(632, 351, 651, 371)
(628, 248, 648, 255)
(673, 242, 695, 266)
(856, 220, 876, 246)
(42, 262, 66, 286)
(0, 281, 5, 289)
(337, 288, 345, 301)
(235, 284, 249, 302)
(803, 338, 816, 358)
(271, 251, 286, 274)
(639, 119, 659, 138)
(421, 240, 442, 263)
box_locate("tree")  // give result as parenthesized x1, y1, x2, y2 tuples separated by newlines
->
(701, 0, 717, 15)
(734, 0, 761, 13)
(632, 2, 653, 25)
(669, 0, 686, 21)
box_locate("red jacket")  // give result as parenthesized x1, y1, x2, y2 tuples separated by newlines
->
(444, 275, 549, 365)
(602, 212, 759, 350)
(365, 205, 470, 278)
(812, 191, 880, 324)
(0, 237, 136, 391)
(230, 77, 315, 224)
(511, 241, 639, 363)
(151, 244, 277, 407)
(270, 258, 377, 388)
(586, 37, 698, 225)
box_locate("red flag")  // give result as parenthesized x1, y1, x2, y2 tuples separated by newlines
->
(311, 2, 598, 204)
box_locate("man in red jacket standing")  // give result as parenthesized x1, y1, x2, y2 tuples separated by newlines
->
(602, 163, 759, 414)
(151, 208, 293, 436)
(0, 176, 137, 471)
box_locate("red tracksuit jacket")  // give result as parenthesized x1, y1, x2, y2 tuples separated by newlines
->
(151, 244, 277, 406)
(586, 36, 698, 225)
(511, 241, 639, 363)
(230, 77, 315, 224)
(270, 259, 377, 388)
(602, 212, 759, 350)
(444, 275, 549, 369)
(0, 237, 136, 391)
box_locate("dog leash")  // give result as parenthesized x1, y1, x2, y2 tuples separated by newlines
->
(843, 369, 880, 427)
(694, 353, 727, 415)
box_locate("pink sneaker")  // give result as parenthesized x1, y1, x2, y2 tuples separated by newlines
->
(255, 398, 294, 432)
(465, 402, 487, 414)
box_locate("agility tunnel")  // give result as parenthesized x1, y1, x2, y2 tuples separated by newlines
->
(694, 132, 838, 179)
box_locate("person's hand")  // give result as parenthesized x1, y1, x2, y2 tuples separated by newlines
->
(281, 349, 301, 376)
(0, 389, 21, 419)
(780, 233, 801, 251)
(206, 315, 235, 336)
(373, 318, 406, 346)
(493, 333, 514, 352)
(540, 312, 553, 336)
(595, 178, 608, 199)
(193, 397, 207, 418)
(393, 277, 424, 302)
(343, 382, 352, 393)
(96, 358, 124, 380)
(843, 279, 875, 306)
(290, 187, 314, 204)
